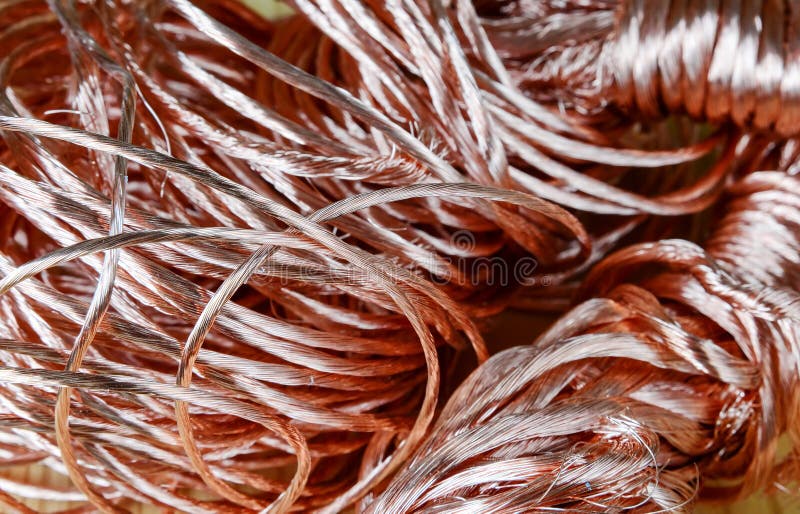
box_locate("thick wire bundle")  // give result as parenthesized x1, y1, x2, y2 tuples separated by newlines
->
(0, 0, 798, 513)
(366, 2, 800, 511)
(495, 0, 800, 135)
(371, 168, 800, 513)
(0, 0, 590, 511)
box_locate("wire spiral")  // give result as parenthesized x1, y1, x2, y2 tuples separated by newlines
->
(488, 0, 800, 136)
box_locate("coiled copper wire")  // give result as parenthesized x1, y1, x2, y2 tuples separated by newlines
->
(371, 168, 800, 512)
(276, 0, 738, 214)
(245, 0, 743, 310)
(491, 0, 800, 136)
(0, 0, 797, 513)
(0, 0, 595, 511)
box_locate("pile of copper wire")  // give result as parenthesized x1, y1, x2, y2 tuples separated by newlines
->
(374, 169, 800, 512)
(0, 0, 798, 512)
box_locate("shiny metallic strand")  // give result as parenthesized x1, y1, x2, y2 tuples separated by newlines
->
(263, 0, 732, 217)
(489, 0, 800, 136)
(372, 171, 800, 512)
(0, 0, 588, 510)
(0, 0, 796, 513)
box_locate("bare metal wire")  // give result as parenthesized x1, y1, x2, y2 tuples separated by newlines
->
(0, 0, 797, 513)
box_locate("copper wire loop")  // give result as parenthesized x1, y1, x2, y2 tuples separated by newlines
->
(0, 0, 797, 513)
(496, 0, 800, 135)
(372, 170, 800, 513)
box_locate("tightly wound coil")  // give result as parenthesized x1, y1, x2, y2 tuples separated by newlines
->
(499, 0, 800, 135)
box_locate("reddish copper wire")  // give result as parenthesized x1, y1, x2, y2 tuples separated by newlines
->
(0, 0, 797, 513)
(371, 168, 800, 512)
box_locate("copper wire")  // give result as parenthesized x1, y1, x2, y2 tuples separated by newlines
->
(371, 169, 800, 512)
(365, 1, 800, 510)
(0, 0, 593, 511)
(0, 0, 797, 513)
(491, 0, 800, 136)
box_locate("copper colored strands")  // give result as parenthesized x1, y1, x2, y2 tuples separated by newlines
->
(498, 0, 800, 135)
(0, 0, 589, 511)
(0, 0, 798, 513)
(270, 0, 732, 244)
(372, 170, 800, 513)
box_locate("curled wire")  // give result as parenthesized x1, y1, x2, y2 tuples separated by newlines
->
(0, 0, 796, 513)
(0, 0, 588, 511)
(372, 172, 800, 512)
(490, 0, 800, 136)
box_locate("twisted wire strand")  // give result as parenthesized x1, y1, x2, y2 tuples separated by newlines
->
(270, 0, 733, 217)
(0, 0, 796, 513)
(0, 0, 592, 511)
(184, 0, 738, 314)
(371, 170, 800, 512)
(491, 0, 800, 136)
(102, 0, 605, 307)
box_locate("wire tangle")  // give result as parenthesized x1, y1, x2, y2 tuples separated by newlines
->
(0, 0, 797, 513)
(371, 169, 800, 513)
